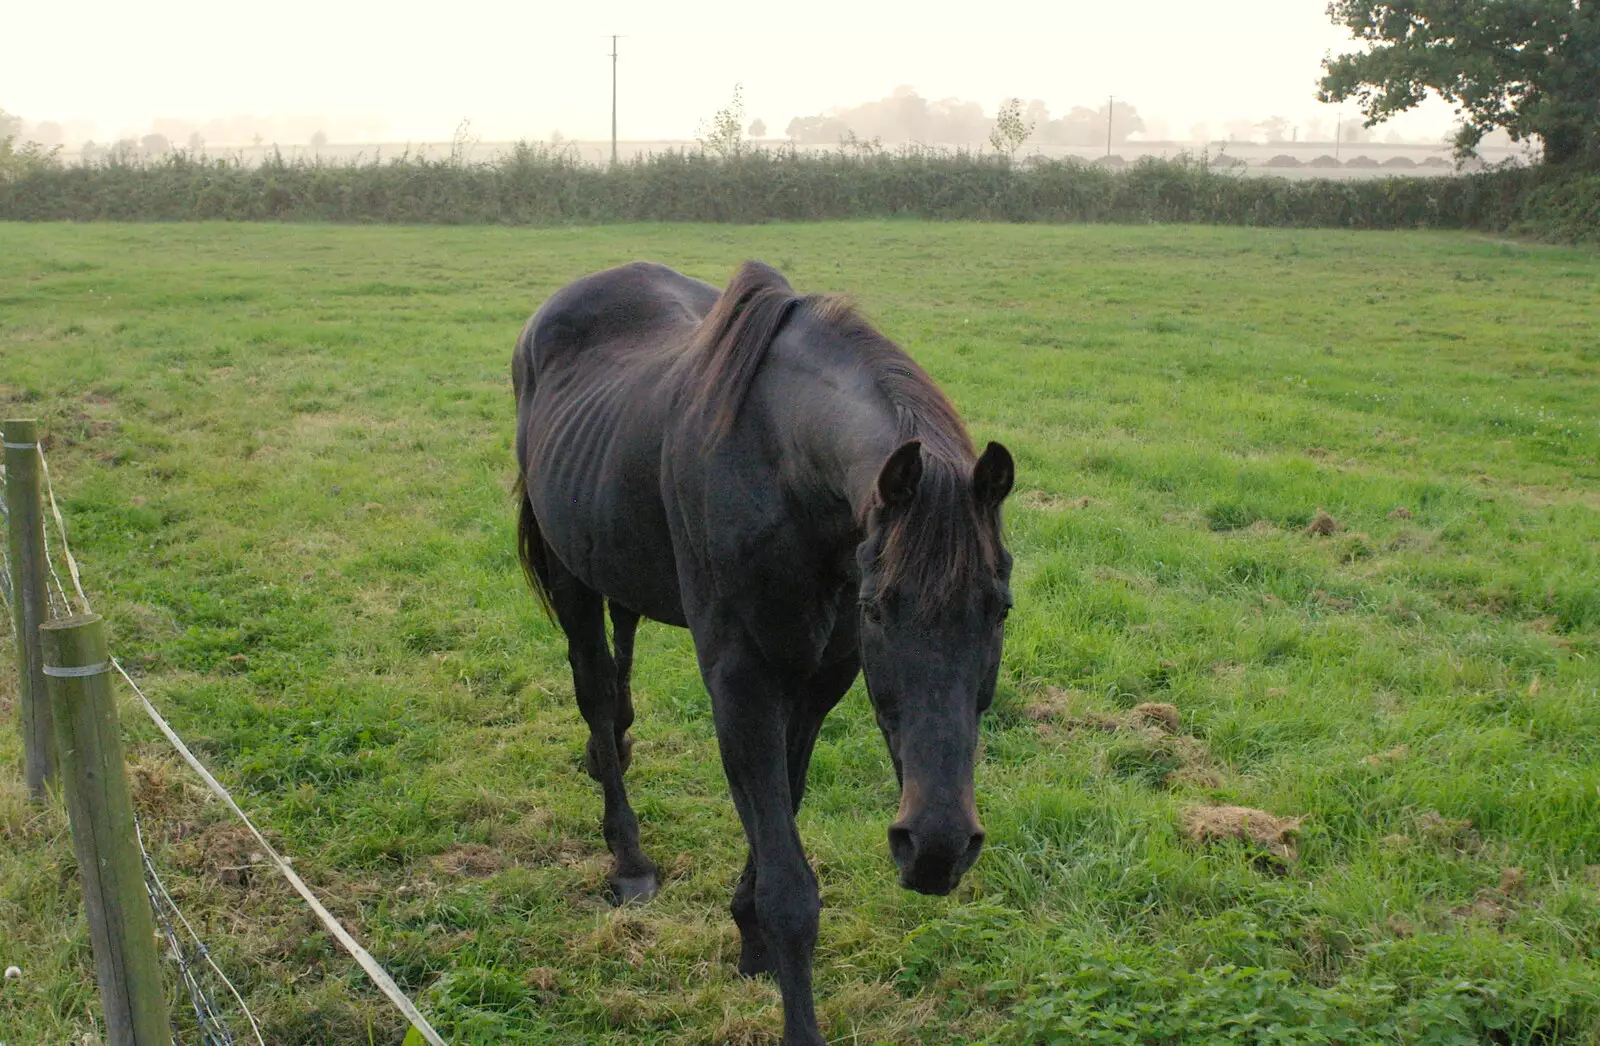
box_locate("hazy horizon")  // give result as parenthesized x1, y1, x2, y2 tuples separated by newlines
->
(6, 0, 1465, 147)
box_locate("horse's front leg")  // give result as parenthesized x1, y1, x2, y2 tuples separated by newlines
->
(733, 654, 859, 979)
(705, 645, 824, 1046)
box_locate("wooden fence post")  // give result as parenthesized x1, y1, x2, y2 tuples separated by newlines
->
(42, 614, 171, 1046)
(4, 418, 54, 799)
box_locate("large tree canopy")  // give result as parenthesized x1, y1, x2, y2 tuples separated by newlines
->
(1318, 0, 1599, 166)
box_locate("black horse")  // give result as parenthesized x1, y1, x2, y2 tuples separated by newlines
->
(512, 260, 1014, 1046)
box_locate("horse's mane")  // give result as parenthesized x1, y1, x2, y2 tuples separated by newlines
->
(686, 260, 972, 456)
(687, 260, 1000, 609)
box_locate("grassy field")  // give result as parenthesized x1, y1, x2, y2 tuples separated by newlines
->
(1, 221, 1598, 1046)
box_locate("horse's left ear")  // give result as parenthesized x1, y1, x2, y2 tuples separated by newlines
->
(973, 441, 1014, 510)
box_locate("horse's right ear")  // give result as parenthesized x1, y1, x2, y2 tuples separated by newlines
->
(876, 440, 923, 509)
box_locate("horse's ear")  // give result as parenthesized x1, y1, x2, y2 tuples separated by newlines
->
(876, 440, 923, 509)
(973, 441, 1014, 510)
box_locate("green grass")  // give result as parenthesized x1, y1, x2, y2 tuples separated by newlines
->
(1, 222, 1598, 1045)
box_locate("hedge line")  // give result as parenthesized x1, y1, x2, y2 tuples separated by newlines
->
(2, 145, 1595, 242)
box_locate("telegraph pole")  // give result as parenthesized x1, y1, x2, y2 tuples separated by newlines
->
(1106, 95, 1114, 156)
(609, 35, 619, 166)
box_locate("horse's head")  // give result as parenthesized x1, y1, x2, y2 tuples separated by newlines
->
(856, 438, 1014, 895)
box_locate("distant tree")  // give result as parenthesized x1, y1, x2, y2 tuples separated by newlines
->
(1257, 115, 1291, 142)
(1039, 100, 1143, 146)
(988, 97, 1033, 157)
(550, 129, 565, 145)
(140, 133, 171, 155)
(311, 129, 328, 149)
(0, 109, 20, 139)
(786, 114, 849, 144)
(784, 87, 989, 146)
(1188, 121, 1211, 143)
(80, 139, 101, 163)
(1319, 0, 1599, 165)
(187, 131, 205, 152)
(748, 118, 766, 138)
(31, 121, 64, 147)
(1336, 117, 1372, 144)
(251, 132, 264, 149)
(697, 83, 747, 158)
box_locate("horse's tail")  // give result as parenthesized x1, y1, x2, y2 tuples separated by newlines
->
(514, 470, 557, 624)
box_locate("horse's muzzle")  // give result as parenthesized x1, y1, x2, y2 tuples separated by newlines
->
(888, 820, 986, 896)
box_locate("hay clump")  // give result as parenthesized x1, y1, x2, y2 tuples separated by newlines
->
(1180, 804, 1304, 862)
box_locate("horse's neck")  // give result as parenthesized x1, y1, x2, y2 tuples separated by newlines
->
(791, 374, 908, 524)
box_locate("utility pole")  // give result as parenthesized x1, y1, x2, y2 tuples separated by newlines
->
(1106, 95, 1114, 156)
(609, 35, 619, 166)
(1335, 111, 1341, 159)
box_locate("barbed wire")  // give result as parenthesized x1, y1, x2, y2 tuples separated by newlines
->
(137, 816, 263, 1046)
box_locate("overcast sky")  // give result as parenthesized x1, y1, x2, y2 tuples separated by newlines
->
(4, 0, 1459, 143)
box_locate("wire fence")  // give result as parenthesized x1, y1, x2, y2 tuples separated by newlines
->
(3, 439, 447, 1046)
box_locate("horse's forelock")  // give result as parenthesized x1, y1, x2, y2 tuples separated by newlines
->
(872, 456, 1001, 612)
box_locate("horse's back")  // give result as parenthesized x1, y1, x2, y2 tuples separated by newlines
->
(515, 262, 714, 626)
(516, 262, 718, 388)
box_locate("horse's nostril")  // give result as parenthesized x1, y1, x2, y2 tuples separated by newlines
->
(888, 826, 916, 867)
(965, 829, 986, 863)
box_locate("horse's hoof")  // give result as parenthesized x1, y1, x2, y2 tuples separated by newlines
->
(607, 872, 659, 905)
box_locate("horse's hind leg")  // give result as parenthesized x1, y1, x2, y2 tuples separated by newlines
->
(608, 601, 641, 775)
(547, 573, 658, 903)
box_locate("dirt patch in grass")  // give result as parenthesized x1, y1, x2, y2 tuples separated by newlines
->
(174, 821, 270, 889)
(127, 756, 211, 821)
(1451, 867, 1527, 928)
(1362, 744, 1411, 767)
(1416, 808, 1482, 853)
(1304, 509, 1340, 536)
(1029, 691, 1220, 787)
(1019, 490, 1100, 511)
(430, 843, 505, 878)
(1180, 804, 1305, 862)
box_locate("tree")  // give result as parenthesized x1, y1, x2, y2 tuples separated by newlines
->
(1257, 115, 1291, 142)
(311, 130, 328, 149)
(988, 97, 1034, 156)
(697, 83, 747, 158)
(0, 109, 20, 139)
(1319, 0, 1600, 165)
(1337, 117, 1372, 144)
(140, 133, 171, 155)
(784, 87, 989, 145)
(748, 118, 766, 138)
